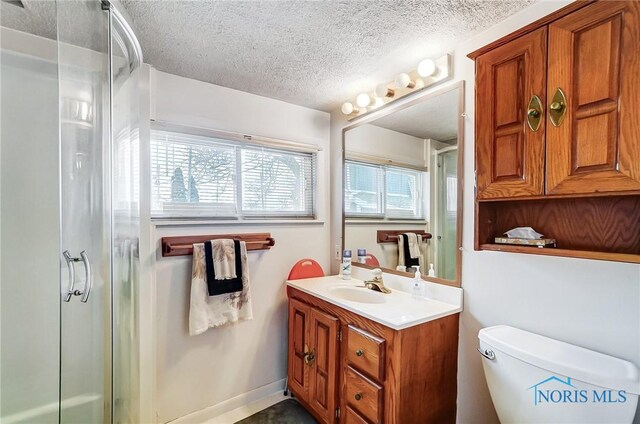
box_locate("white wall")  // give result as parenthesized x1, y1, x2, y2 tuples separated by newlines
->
(345, 124, 426, 167)
(330, 1, 640, 422)
(148, 70, 331, 422)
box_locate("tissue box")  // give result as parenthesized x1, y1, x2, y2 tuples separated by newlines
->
(494, 237, 557, 248)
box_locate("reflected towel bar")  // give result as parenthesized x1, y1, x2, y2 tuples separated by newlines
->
(161, 233, 275, 257)
(376, 230, 432, 243)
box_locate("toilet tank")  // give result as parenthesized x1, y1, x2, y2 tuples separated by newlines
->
(478, 325, 640, 424)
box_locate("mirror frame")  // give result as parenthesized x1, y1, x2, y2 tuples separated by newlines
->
(341, 80, 465, 287)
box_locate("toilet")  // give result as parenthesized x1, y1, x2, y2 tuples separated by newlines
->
(478, 325, 640, 423)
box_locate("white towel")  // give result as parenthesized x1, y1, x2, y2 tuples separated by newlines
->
(404, 233, 421, 259)
(398, 235, 406, 268)
(189, 241, 253, 335)
(211, 239, 237, 279)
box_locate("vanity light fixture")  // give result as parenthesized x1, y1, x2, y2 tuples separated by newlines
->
(394, 72, 415, 89)
(341, 102, 358, 115)
(356, 93, 371, 108)
(340, 53, 451, 120)
(375, 83, 395, 99)
(417, 58, 438, 77)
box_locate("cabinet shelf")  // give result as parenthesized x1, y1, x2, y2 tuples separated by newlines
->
(479, 243, 640, 264)
(475, 195, 640, 264)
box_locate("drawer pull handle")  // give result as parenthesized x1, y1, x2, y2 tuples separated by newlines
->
(355, 349, 364, 357)
(354, 393, 363, 401)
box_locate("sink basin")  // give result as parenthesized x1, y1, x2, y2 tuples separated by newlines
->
(328, 287, 386, 304)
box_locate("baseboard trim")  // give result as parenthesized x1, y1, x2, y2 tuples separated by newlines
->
(168, 379, 286, 424)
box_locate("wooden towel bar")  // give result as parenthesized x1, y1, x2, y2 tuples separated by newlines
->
(161, 233, 275, 257)
(376, 230, 432, 243)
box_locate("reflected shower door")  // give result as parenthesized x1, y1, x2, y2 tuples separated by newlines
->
(57, 1, 111, 422)
(436, 148, 458, 281)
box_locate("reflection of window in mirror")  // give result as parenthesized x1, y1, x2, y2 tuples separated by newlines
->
(345, 161, 426, 220)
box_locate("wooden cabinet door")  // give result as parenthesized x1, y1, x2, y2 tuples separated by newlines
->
(308, 308, 339, 423)
(288, 299, 310, 401)
(546, 1, 640, 195)
(476, 27, 547, 199)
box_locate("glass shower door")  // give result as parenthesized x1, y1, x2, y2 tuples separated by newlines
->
(1, 2, 61, 422)
(57, 1, 111, 422)
(110, 8, 142, 423)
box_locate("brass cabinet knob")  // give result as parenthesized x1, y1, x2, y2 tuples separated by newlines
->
(526, 94, 543, 132)
(304, 350, 315, 366)
(355, 349, 364, 357)
(549, 101, 565, 111)
(355, 393, 363, 401)
(549, 88, 568, 127)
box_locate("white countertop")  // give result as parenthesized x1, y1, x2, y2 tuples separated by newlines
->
(286, 274, 463, 330)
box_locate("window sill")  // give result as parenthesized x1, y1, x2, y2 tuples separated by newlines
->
(345, 219, 428, 225)
(152, 218, 325, 228)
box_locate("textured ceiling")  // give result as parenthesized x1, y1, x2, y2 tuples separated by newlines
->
(373, 87, 459, 141)
(121, 0, 533, 111)
(1, 0, 534, 112)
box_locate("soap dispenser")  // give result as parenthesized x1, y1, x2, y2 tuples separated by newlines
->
(411, 266, 422, 299)
(428, 263, 436, 277)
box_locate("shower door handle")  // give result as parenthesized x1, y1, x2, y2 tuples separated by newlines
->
(79, 251, 92, 303)
(62, 250, 77, 302)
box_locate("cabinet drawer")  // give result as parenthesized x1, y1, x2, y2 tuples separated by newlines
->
(345, 366, 383, 424)
(344, 406, 371, 424)
(346, 325, 385, 381)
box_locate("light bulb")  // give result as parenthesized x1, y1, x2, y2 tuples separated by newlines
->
(375, 83, 395, 98)
(394, 73, 415, 89)
(341, 102, 357, 115)
(418, 58, 438, 77)
(356, 93, 371, 108)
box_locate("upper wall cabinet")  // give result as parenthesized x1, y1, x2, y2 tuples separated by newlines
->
(470, 1, 640, 263)
(475, 1, 640, 200)
(476, 27, 547, 199)
(546, 1, 640, 195)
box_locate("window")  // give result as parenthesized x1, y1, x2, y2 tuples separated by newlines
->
(345, 160, 425, 219)
(151, 128, 315, 219)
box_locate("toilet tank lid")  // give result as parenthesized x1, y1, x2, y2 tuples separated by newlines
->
(479, 325, 640, 394)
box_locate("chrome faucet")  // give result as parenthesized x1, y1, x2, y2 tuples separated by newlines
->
(363, 268, 392, 294)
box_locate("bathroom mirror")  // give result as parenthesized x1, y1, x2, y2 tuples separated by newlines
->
(342, 81, 464, 287)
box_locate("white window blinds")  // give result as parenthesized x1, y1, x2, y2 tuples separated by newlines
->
(151, 128, 316, 219)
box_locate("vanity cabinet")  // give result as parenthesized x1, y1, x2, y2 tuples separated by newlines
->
(287, 286, 459, 424)
(471, 0, 640, 263)
(288, 299, 339, 423)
